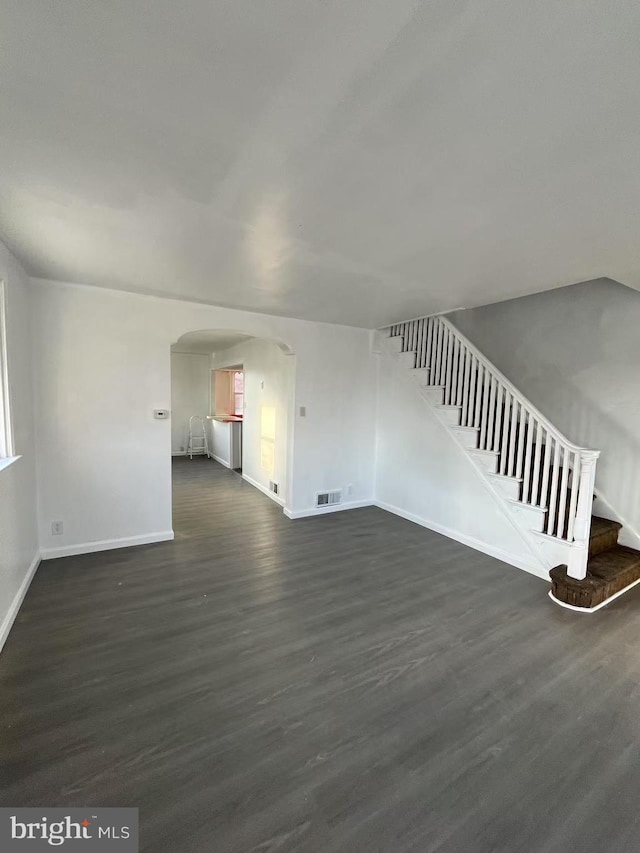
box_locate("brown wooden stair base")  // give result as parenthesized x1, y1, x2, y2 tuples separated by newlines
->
(550, 545, 640, 610)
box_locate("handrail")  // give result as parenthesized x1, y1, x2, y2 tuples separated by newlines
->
(438, 317, 596, 456)
(383, 313, 600, 579)
(385, 314, 596, 455)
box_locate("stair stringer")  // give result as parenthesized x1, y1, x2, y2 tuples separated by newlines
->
(376, 336, 551, 580)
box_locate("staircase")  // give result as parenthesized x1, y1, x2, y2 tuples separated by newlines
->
(382, 315, 640, 611)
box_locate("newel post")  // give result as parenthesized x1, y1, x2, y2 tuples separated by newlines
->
(567, 449, 600, 580)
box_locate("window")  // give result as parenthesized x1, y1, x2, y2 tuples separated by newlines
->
(212, 368, 244, 417)
(0, 280, 14, 459)
(232, 371, 244, 417)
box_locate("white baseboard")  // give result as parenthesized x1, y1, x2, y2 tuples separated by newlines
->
(40, 530, 174, 560)
(171, 451, 186, 457)
(210, 453, 231, 468)
(178, 452, 213, 461)
(0, 551, 41, 653)
(374, 500, 549, 581)
(284, 499, 373, 519)
(242, 473, 285, 507)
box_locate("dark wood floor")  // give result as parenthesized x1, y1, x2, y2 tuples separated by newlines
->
(3, 458, 640, 852)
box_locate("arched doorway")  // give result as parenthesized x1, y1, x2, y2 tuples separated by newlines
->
(169, 329, 295, 530)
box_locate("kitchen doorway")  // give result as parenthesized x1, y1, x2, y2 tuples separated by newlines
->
(210, 366, 244, 473)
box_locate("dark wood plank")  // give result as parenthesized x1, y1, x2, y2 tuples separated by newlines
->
(2, 457, 640, 852)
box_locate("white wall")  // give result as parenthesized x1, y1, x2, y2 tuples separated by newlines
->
(449, 279, 640, 547)
(211, 338, 294, 501)
(209, 420, 235, 468)
(170, 352, 211, 454)
(32, 279, 377, 556)
(0, 240, 39, 647)
(374, 346, 547, 576)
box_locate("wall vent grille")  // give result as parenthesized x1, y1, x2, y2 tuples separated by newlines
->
(316, 490, 342, 507)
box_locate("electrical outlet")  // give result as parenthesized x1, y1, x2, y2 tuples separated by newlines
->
(299, 406, 306, 417)
(346, 483, 354, 497)
(51, 521, 64, 536)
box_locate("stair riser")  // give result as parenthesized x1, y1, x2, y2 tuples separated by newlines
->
(386, 336, 404, 353)
(550, 579, 606, 609)
(589, 529, 620, 557)
(434, 407, 462, 426)
(452, 430, 479, 450)
(471, 453, 499, 474)
(409, 368, 431, 387)
(422, 388, 445, 405)
(507, 502, 546, 534)
(489, 477, 522, 501)
(397, 351, 417, 369)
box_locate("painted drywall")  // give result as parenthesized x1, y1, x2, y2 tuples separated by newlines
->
(374, 346, 546, 576)
(449, 279, 640, 547)
(212, 370, 229, 417)
(32, 279, 376, 556)
(6, 4, 640, 326)
(170, 352, 211, 455)
(209, 419, 238, 469)
(0, 240, 39, 647)
(211, 338, 294, 501)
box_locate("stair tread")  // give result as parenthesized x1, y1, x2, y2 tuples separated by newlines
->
(507, 497, 547, 512)
(550, 548, 640, 587)
(488, 472, 523, 482)
(587, 545, 640, 581)
(590, 516, 623, 536)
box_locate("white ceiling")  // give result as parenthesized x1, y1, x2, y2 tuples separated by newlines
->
(171, 331, 252, 354)
(2, 1, 640, 328)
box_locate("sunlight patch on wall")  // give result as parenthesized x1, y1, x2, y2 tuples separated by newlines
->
(261, 406, 276, 475)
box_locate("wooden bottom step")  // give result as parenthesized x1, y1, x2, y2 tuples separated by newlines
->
(550, 546, 640, 610)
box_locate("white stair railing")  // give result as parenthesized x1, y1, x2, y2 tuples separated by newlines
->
(387, 315, 600, 580)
